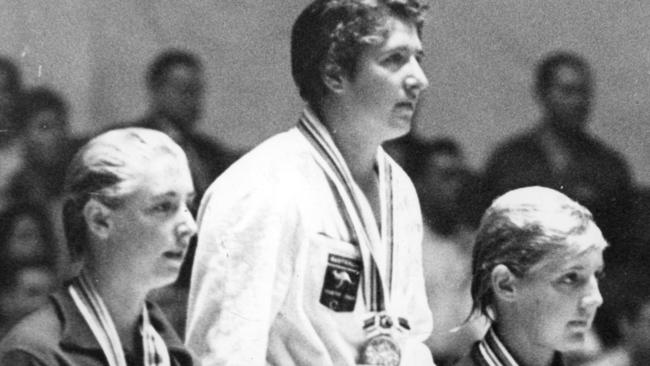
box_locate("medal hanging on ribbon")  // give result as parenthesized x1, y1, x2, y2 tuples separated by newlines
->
(298, 110, 402, 366)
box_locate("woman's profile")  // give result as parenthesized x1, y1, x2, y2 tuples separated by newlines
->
(0, 127, 198, 366)
(456, 186, 606, 366)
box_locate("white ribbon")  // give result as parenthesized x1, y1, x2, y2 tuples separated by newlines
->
(68, 273, 171, 366)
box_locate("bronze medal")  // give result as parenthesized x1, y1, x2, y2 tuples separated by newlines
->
(359, 334, 401, 366)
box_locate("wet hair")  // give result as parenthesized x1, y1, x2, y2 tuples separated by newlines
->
(146, 49, 202, 91)
(291, 0, 428, 112)
(62, 127, 188, 259)
(16, 86, 68, 132)
(470, 186, 606, 320)
(535, 50, 591, 98)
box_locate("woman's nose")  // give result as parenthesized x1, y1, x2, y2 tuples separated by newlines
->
(176, 208, 198, 243)
(580, 276, 603, 310)
(404, 58, 429, 97)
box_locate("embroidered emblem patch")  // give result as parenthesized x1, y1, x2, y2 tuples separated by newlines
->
(320, 254, 361, 312)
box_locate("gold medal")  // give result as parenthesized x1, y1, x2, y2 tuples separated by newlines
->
(359, 334, 401, 366)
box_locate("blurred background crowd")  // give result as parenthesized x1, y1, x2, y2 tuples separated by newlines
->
(1, 2, 649, 366)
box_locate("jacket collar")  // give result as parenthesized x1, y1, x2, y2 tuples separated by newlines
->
(53, 290, 192, 363)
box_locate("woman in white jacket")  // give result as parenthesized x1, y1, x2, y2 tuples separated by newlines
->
(186, 0, 434, 365)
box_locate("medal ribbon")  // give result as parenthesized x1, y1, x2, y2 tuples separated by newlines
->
(68, 272, 171, 366)
(475, 328, 566, 366)
(297, 108, 394, 313)
(476, 328, 520, 366)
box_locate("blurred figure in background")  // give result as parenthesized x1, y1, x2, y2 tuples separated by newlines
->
(0, 56, 23, 212)
(0, 263, 57, 339)
(131, 49, 238, 198)
(401, 136, 488, 365)
(0, 203, 58, 338)
(483, 50, 633, 254)
(405, 137, 483, 236)
(8, 86, 80, 279)
(0, 203, 58, 266)
(11, 87, 77, 206)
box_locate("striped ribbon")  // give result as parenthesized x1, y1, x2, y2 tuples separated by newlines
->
(476, 328, 521, 366)
(474, 327, 566, 366)
(68, 273, 171, 366)
(297, 108, 394, 313)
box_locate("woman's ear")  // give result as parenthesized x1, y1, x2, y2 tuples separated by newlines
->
(322, 62, 345, 94)
(491, 264, 518, 302)
(83, 199, 112, 240)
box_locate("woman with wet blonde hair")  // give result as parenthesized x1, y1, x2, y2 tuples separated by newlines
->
(0, 127, 198, 366)
(456, 186, 607, 366)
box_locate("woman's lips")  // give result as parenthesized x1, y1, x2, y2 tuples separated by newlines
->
(163, 250, 184, 260)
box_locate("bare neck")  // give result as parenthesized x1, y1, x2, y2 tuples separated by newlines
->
(493, 321, 556, 366)
(319, 102, 381, 186)
(83, 261, 149, 353)
(320, 103, 382, 224)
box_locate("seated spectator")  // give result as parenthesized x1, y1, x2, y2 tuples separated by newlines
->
(401, 136, 488, 365)
(456, 186, 606, 366)
(0, 262, 56, 339)
(483, 51, 633, 250)
(0, 203, 58, 268)
(9, 86, 82, 279)
(129, 49, 238, 198)
(405, 137, 483, 236)
(0, 128, 197, 365)
(10, 87, 78, 205)
(580, 243, 650, 366)
(0, 203, 58, 338)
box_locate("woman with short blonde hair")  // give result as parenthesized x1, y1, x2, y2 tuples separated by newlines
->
(456, 186, 606, 366)
(0, 127, 198, 366)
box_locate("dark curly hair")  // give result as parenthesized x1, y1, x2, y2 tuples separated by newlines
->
(291, 0, 429, 114)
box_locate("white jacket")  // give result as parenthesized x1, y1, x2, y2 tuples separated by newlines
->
(186, 121, 433, 366)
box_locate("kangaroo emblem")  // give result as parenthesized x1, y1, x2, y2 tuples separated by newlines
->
(332, 269, 353, 288)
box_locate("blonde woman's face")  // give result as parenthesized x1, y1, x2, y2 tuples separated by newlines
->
(108, 152, 197, 287)
(511, 232, 605, 354)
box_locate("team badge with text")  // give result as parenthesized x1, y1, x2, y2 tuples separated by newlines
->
(320, 254, 361, 312)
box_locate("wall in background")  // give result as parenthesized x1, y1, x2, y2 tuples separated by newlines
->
(0, 1, 648, 184)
